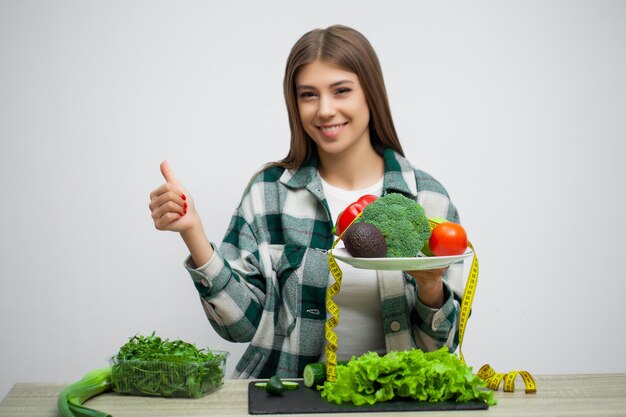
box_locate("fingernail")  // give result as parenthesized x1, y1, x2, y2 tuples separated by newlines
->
(181, 194, 187, 201)
(184, 202, 188, 209)
(184, 208, 187, 214)
(179, 213, 183, 217)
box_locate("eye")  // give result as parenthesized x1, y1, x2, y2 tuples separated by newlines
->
(335, 87, 352, 96)
(298, 91, 317, 100)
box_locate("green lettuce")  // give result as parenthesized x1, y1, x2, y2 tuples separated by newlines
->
(320, 347, 496, 406)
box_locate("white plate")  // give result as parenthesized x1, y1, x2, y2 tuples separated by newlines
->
(331, 247, 474, 271)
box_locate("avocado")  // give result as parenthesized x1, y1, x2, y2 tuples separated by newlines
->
(343, 222, 387, 258)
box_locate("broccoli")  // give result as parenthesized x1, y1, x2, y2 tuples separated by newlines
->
(355, 193, 430, 258)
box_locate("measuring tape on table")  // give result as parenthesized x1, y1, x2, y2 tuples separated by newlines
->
(324, 217, 537, 393)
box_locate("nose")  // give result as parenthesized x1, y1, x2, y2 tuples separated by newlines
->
(317, 94, 336, 119)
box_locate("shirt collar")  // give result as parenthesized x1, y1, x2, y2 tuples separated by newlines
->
(279, 147, 417, 200)
(382, 147, 418, 198)
(279, 153, 326, 202)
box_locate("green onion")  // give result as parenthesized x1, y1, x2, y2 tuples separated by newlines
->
(57, 367, 112, 417)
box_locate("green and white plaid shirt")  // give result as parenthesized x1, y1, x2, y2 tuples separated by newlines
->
(185, 148, 463, 379)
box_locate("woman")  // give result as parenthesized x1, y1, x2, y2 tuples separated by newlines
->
(149, 25, 462, 378)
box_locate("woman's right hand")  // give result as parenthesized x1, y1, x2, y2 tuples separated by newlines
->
(149, 161, 199, 233)
(149, 161, 215, 267)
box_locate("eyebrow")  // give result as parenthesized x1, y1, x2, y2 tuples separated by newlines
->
(296, 80, 355, 90)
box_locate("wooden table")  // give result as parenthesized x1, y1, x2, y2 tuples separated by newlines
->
(1, 374, 625, 417)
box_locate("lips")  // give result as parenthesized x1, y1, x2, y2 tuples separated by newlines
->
(318, 122, 348, 138)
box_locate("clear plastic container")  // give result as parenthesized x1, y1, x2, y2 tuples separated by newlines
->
(111, 351, 229, 398)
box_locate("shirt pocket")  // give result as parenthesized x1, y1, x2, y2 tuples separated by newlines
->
(269, 244, 306, 336)
(296, 247, 329, 358)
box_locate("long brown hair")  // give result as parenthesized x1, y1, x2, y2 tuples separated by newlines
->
(276, 24, 404, 170)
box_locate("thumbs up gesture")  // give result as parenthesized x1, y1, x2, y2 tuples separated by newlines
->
(149, 161, 196, 232)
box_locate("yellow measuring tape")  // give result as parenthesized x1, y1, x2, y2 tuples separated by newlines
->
(325, 237, 343, 382)
(324, 217, 537, 393)
(477, 364, 537, 394)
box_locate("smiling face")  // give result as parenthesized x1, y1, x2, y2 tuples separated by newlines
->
(295, 60, 371, 158)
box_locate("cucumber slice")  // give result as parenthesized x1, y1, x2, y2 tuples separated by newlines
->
(302, 361, 350, 387)
(255, 381, 299, 390)
(266, 375, 285, 395)
(281, 381, 299, 390)
(303, 363, 326, 388)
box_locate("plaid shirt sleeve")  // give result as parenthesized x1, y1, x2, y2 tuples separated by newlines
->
(183, 172, 283, 344)
(183, 164, 335, 378)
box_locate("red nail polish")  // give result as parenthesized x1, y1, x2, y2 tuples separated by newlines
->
(181, 194, 187, 201)
(184, 202, 188, 209)
(184, 208, 187, 214)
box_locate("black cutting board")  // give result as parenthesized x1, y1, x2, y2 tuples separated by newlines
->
(248, 381, 489, 414)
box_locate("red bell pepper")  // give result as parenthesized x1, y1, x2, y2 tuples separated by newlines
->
(332, 194, 378, 236)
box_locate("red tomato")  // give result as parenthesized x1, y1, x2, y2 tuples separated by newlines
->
(429, 222, 468, 256)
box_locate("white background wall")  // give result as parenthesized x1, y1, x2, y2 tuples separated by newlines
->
(1, 0, 625, 400)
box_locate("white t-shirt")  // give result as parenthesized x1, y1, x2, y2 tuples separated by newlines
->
(320, 175, 386, 361)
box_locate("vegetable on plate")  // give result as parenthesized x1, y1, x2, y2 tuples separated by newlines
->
(428, 221, 468, 256)
(333, 194, 378, 236)
(354, 193, 431, 258)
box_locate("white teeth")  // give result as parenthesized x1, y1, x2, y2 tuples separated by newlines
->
(321, 124, 342, 132)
